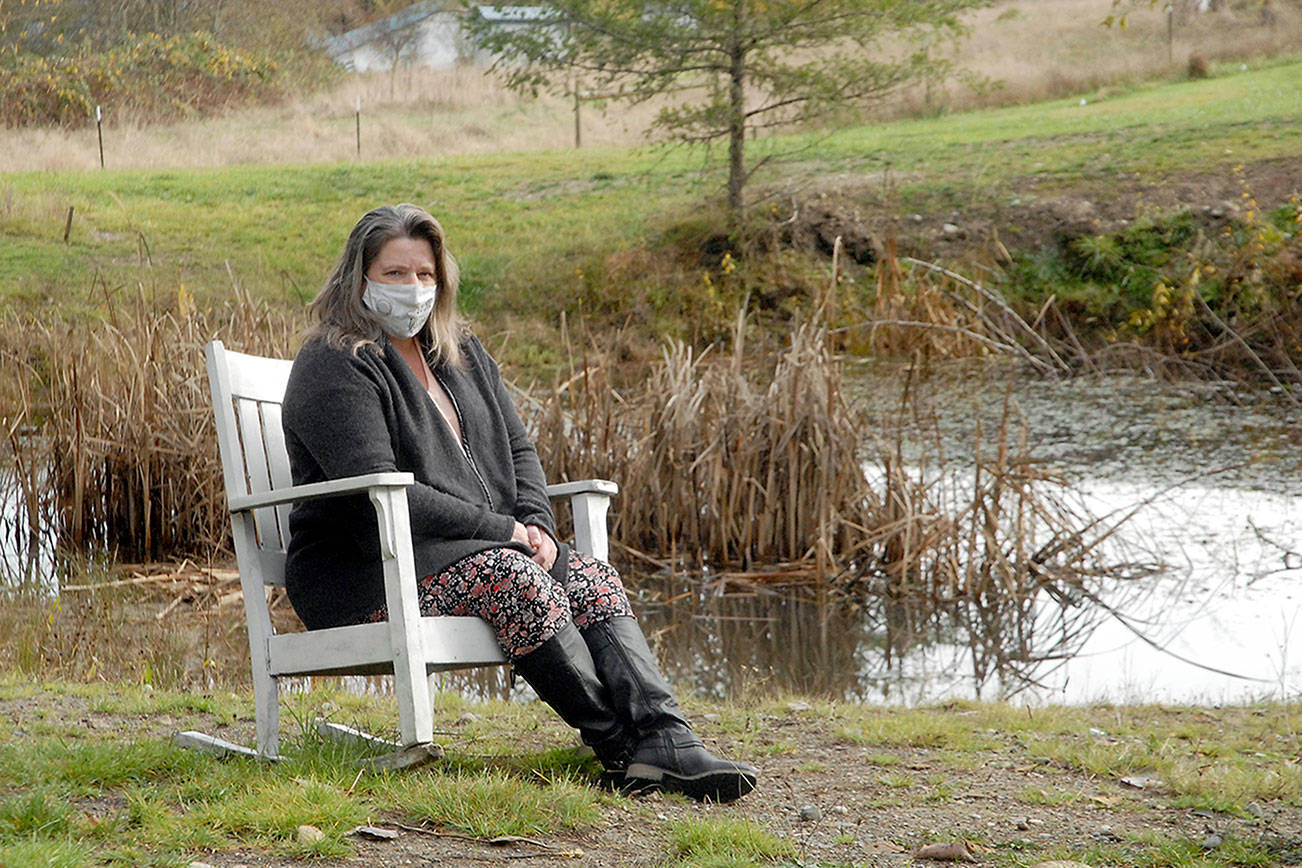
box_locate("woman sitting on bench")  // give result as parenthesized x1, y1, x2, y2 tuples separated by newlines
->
(280, 203, 756, 803)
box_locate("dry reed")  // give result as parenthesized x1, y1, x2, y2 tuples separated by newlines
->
(527, 296, 1132, 661)
(532, 311, 873, 574)
(861, 383, 1148, 689)
(0, 284, 299, 566)
(830, 239, 1070, 375)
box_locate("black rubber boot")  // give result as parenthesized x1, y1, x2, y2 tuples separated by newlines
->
(511, 622, 635, 775)
(582, 616, 757, 803)
(625, 722, 758, 803)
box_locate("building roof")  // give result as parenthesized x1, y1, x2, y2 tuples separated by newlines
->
(473, 5, 550, 24)
(318, 0, 447, 59)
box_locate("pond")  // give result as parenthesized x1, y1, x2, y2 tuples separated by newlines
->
(638, 364, 1302, 706)
(4, 365, 1300, 706)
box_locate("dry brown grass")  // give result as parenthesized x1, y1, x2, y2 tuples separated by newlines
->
(2, 0, 1297, 172)
(0, 285, 299, 565)
(900, 0, 1302, 115)
(824, 239, 1071, 375)
(0, 66, 662, 172)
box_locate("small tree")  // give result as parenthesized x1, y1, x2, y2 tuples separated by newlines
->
(470, 0, 990, 223)
(375, 18, 422, 97)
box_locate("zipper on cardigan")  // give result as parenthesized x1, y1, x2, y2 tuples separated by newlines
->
(433, 371, 495, 508)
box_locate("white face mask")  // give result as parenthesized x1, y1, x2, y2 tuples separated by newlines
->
(363, 278, 438, 338)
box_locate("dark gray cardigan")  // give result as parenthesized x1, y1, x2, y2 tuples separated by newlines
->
(281, 333, 565, 630)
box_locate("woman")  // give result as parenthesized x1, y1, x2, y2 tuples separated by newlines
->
(282, 204, 756, 802)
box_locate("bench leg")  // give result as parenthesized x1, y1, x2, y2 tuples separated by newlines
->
(253, 666, 281, 760)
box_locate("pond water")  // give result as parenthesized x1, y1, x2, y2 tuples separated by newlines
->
(638, 365, 1302, 706)
(0, 471, 53, 592)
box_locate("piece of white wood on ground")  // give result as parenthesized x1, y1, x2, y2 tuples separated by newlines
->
(316, 718, 444, 770)
(315, 719, 401, 751)
(357, 742, 444, 772)
(172, 730, 271, 761)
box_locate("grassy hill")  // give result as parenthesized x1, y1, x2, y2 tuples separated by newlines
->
(1, 55, 1299, 363)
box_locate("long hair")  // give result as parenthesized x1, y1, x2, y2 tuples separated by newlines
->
(305, 203, 466, 368)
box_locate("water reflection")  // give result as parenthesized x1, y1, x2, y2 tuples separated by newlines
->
(636, 580, 867, 700)
(419, 572, 1131, 706)
(0, 471, 55, 592)
(632, 573, 1131, 703)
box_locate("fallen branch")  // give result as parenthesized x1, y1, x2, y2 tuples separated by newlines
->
(390, 824, 582, 857)
(901, 257, 1072, 374)
(61, 573, 188, 592)
(829, 318, 1043, 366)
(154, 593, 187, 621)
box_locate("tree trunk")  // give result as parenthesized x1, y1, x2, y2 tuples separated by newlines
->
(726, 4, 746, 224)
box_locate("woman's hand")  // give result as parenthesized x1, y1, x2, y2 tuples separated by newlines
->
(510, 521, 557, 571)
(526, 524, 558, 571)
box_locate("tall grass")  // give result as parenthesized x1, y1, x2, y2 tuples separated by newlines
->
(535, 314, 871, 573)
(0, 283, 298, 565)
(0, 65, 661, 173)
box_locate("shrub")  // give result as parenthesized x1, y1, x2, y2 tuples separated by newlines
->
(0, 32, 281, 128)
(1002, 185, 1302, 378)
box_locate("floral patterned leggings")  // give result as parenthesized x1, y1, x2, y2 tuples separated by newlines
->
(359, 547, 634, 659)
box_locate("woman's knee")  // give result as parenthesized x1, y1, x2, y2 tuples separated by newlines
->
(425, 548, 567, 613)
(565, 550, 634, 628)
(424, 547, 573, 657)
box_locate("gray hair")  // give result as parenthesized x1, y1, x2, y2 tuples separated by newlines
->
(305, 203, 466, 368)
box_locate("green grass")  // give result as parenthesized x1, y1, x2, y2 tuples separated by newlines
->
(0, 678, 616, 865)
(1049, 830, 1276, 868)
(799, 58, 1302, 192)
(835, 706, 1002, 751)
(3, 680, 1301, 867)
(1017, 784, 1089, 806)
(667, 815, 794, 867)
(0, 146, 703, 317)
(3, 58, 1299, 349)
(381, 770, 600, 838)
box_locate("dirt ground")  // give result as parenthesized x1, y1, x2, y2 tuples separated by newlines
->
(10, 687, 1302, 867)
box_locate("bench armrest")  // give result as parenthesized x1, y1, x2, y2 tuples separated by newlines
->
(545, 478, 617, 561)
(545, 479, 619, 498)
(227, 472, 415, 513)
(229, 472, 616, 561)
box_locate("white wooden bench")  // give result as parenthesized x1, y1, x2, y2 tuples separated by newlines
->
(187, 340, 617, 764)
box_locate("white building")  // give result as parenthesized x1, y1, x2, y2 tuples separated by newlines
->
(318, 3, 548, 72)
